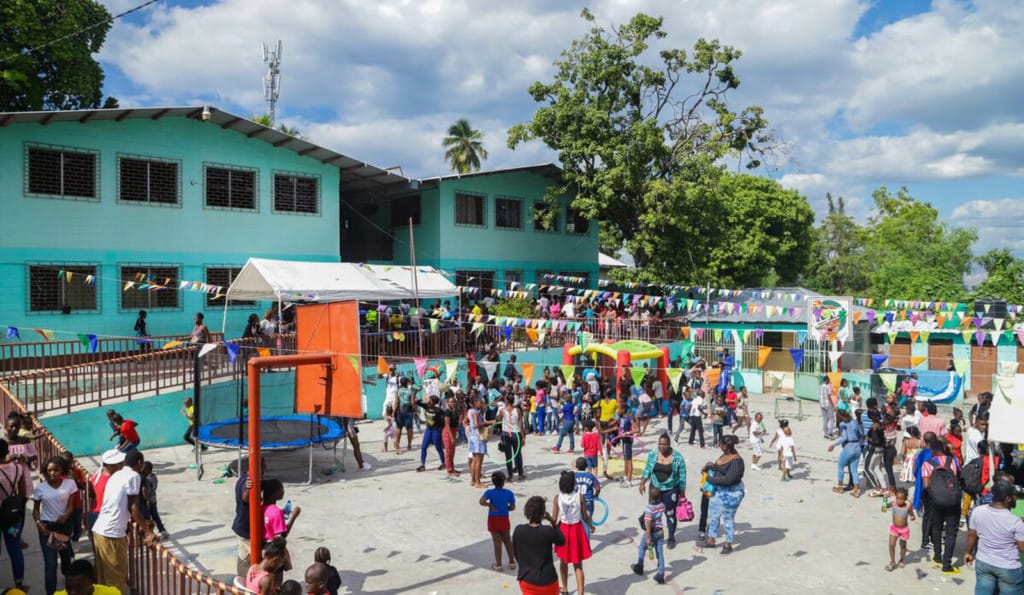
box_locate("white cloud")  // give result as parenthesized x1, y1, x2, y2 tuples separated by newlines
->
(950, 198, 1024, 253)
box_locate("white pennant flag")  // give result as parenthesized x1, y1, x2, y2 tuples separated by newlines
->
(198, 343, 219, 359)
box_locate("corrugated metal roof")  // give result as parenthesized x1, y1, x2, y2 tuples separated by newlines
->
(686, 286, 876, 325)
(418, 163, 563, 185)
(0, 106, 412, 196)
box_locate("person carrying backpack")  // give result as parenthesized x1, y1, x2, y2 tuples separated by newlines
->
(0, 439, 28, 592)
(921, 437, 963, 575)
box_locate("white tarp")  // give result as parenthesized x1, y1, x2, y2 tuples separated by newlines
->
(361, 264, 459, 300)
(990, 374, 1024, 445)
(225, 258, 458, 302)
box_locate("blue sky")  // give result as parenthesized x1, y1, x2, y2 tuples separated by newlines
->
(97, 0, 1023, 256)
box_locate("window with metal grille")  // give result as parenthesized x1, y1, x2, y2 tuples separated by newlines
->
(566, 208, 590, 234)
(27, 264, 98, 313)
(120, 265, 180, 310)
(533, 202, 560, 232)
(118, 156, 179, 205)
(455, 270, 495, 293)
(495, 198, 522, 229)
(205, 266, 253, 307)
(390, 196, 421, 226)
(504, 270, 523, 286)
(455, 192, 485, 226)
(26, 146, 98, 200)
(205, 165, 257, 210)
(273, 173, 319, 214)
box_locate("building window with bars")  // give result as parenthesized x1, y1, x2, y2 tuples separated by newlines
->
(273, 173, 319, 214)
(205, 266, 253, 307)
(454, 192, 485, 226)
(205, 164, 257, 211)
(25, 145, 99, 200)
(118, 156, 180, 205)
(534, 201, 560, 232)
(566, 208, 590, 234)
(455, 270, 495, 293)
(27, 264, 99, 313)
(495, 197, 522, 229)
(120, 265, 180, 310)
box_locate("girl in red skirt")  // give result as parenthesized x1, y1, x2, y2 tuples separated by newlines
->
(480, 471, 516, 571)
(552, 470, 594, 594)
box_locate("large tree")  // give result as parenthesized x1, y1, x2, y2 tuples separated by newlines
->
(1, 0, 115, 111)
(973, 248, 1024, 305)
(442, 118, 489, 173)
(860, 186, 976, 302)
(508, 10, 778, 280)
(803, 193, 868, 296)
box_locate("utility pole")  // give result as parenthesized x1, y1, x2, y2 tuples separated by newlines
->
(262, 41, 282, 124)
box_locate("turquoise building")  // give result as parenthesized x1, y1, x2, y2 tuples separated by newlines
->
(0, 107, 598, 339)
(343, 164, 599, 293)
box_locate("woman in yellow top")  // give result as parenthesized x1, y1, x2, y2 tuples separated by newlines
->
(596, 389, 618, 479)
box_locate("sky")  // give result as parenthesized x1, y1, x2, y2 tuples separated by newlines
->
(96, 0, 1024, 257)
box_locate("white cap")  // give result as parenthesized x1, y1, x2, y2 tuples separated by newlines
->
(101, 449, 126, 465)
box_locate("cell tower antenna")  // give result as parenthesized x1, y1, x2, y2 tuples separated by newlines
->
(262, 40, 282, 124)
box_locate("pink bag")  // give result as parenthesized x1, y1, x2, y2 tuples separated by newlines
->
(675, 497, 695, 522)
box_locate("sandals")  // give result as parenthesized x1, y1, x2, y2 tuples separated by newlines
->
(885, 562, 896, 572)
(851, 487, 861, 498)
(509, 562, 517, 570)
(832, 485, 846, 494)
(491, 563, 503, 572)
(416, 466, 425, 472)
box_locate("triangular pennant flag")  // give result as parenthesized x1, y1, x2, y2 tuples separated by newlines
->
(680, 340, 695, 357)
(713, 329, 723, 342)
(377, 356, 389, 375)
(76, 333, 90, 348)
(852, 311, 862, 324)
(630, 367, 647, 387)
(910, 355, 927, 368)
(789, 348, 804, 370)
(738, 330, 748, 344)
(5, 327, 20, 340)
(525, 328, 539, 343)
(445, 359, 459, 383)
(976, 331, 987, 346)
(163, 340, 184, 350)
(560, 365, 575, 381)
(694, 328, 705, 340)
(990, 331, 1001, 346)
(538, 330, 546, 344)
(993, 318, 1004, 331)
(345, 355, 361, 376)
(198, 343, 219, 359)
(909, 331, 920, 344)
(954, 358, 969, 374)
(887, 331, 898, 344)
(472, 322, 484, 337)
(962, 330, 975, 345)
(681, 327, 690, 339)
(755, 329, 765, 340)
(502, 326, 514, 341)
(871, 354, 888, 370)
(879, 373, 897, 393)
(796, 330, 807, 344)
(827, 372, 843, 391)
(414, 357, 428, 379)
(936, 314, 947, 327)
(33, 328, 55, 341)
(522, 363, 535, 386)
(579, 332, 592, 351)
(480, 361, 498, 381)
(666, 368, 684, 391)
(722, 329, 732, 343)
(257, 347, 270, 357)
(87, 334, 98, 353)
(429, 318, 439, 333)
(225, 342, 240, 364)
(920, 331, 930, 344)
(757, 346, 773, 368)
(828, 351, 842, 370)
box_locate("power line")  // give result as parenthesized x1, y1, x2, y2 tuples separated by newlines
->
(0, 0, 162, 65)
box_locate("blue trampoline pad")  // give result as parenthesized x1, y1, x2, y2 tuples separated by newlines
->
(198, 414, 345, 450)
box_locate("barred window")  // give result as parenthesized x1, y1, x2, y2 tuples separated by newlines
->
(28, 264, 98, 313)
(495, 198, 522, 229)
(205, 266, 253, 307)
(534, 202, 559, 232)
(206, 166, 256, 210)
(455, 192, 485, 226)
(120, 266, 180, 310)
(273, 174, 319, 214)
(566, 208, 590, 234)
(27, 146, 98, 199)
(455, 269, 494, 293)
(119, 157, 179, 204)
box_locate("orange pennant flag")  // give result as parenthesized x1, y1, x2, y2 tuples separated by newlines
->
(909, 331, 920, 344)
(705, 367, 722, 390)
(936, 314, 946, 328)
(827, 372, 844, 404)
(681, 327, 690, 339)
(757, 346, 773, 368)
(910, 355, 927, 368)
(525, 328, 539, 343)
(377, 356, 389, 375)
(852, 311, 862, 324)
(522, 363, 535, 386)
(257, 348, 271, 358)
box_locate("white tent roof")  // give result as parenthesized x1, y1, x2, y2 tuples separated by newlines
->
(225, 258, 458, 302)
(599, 252, 628, 268)
(360, 264, 460, 300)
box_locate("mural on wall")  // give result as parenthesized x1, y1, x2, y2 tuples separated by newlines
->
(874, 370, 964, 405)
(807, 296, 853, 343)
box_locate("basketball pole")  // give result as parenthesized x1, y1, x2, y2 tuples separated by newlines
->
(194, 349, 203, 480)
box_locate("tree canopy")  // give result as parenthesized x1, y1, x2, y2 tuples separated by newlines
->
(973, 248, 1024, 305)
(252, 113, 304, 138)
(1, 0, 115, 111)
(803, 194, 868, 296)
(509, 11, 779, 280)
(442, 118, 488, 173)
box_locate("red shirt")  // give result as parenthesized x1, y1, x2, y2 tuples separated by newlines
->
(90, 472, 111, 513)
(726, 391, 738, 409)
(120, 419, 140, 443)
(581, 431, 600, 457)
(65, 468, 86, 509)
(945, 434, 963, 465)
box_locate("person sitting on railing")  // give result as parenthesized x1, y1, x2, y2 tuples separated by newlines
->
(54, 559, 120, 595)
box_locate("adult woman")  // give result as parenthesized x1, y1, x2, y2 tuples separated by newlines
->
(701, 435, 745, 553)
(835, 379, 852, 414)
(32, 456, 77, 595)
(640, 433, 687, 548)
(829, 409, 863, 497)
(467, 396, 492, 488)
(512, 496, 565, 595)
(862, 410, 887, 497)
(0, 439, 27, 592)
(190, 312, 211, 344)
(5, 413, 37, 471)
(441, 393, 461, 477)
(414, 395, 445, 473)
(498, 396, 525, 481)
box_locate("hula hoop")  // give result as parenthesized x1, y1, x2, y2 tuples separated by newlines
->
(609, 433, 646, 457)
(591, 497, 609, 526)
(485, 420, 523, 466)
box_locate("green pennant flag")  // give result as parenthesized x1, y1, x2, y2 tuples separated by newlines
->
(345, 355, 361, 376)
(560, 364, 576, 381)
(76, 333, 90, 348)
(666, 367, 684, 391)
(472, 322, 484, 337)
(579, 332, 592, 351)
(879, 373, 897, 394)
(713, 329, 723, 342)
(444, 359, 458, 382)
(681, 340, 695, 356)
(630, 367, 647, 386)
(429, 318, 439, 333)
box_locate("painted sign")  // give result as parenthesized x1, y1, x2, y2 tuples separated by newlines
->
(807, 296, 853, 343)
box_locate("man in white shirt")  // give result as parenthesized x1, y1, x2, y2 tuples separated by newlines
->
(964, 414, 988, 464)
(92, 449, 157, 593)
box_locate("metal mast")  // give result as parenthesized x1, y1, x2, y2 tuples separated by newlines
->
(262, 41, 282, 124)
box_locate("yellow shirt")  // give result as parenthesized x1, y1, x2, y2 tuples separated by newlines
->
(56, 586, 121, 595)
(598, 399, 617, 422)
(529, 395, 538, 413)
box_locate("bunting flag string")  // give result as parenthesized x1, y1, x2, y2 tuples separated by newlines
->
(789, 348, 804, 370)
(414, 357, 428, 379)
(757, 346, 773, 368)
(445, 359, 459, 383)
(871, 354, 888, 370)
(225, 342, 240, 364)
(665, 367, 685, 391)
(521, 363, 535, 387)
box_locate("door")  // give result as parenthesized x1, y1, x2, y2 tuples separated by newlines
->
(971, 344, 997, 395)
(928, 339, 953, 371)
(889, 338, 911, 369)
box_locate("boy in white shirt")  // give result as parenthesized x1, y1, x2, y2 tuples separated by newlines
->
(777, 426, 796, 481)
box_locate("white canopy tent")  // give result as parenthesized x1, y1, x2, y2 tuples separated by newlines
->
(360, 263, 459, 300)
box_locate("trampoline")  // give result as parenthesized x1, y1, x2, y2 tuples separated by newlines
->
(197, 414, 348, 484)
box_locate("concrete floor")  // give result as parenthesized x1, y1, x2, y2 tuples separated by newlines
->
(4, 393, 977, 594)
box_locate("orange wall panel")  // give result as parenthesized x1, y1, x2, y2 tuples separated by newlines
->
(295, 301, 363, 417)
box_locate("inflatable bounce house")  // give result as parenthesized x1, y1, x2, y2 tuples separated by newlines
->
(562, 339, 669, 392)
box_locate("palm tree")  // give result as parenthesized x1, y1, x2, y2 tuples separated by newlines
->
(442, 119, 489, 173)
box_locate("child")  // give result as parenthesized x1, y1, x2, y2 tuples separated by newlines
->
(636, 385, 652, 437)
(630, 487, 666, 584)
(749, 412, 766, 471)
(141, 461, 168, 538)
(552, 471, 593, 595)
(313, 547, 342, 595)
(574, 457, 600, 532)
(246, 537, 289, 595)
(279, 580, 302, 595)
(580, 421, 600, 477)
(769, 419, 789, 469)
(886, 486, 916, 570)
(724, 385, 738, 427)
(711, 396, 726, 447)
(111, 414, 141, 452)
(777, 426, 796, 481)
(480, 472, 516, 571)
(382, 406, 395, 452)
(262, 479, 301, 543)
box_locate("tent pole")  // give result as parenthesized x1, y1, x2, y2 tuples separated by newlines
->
(410, 218, 423, 358)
